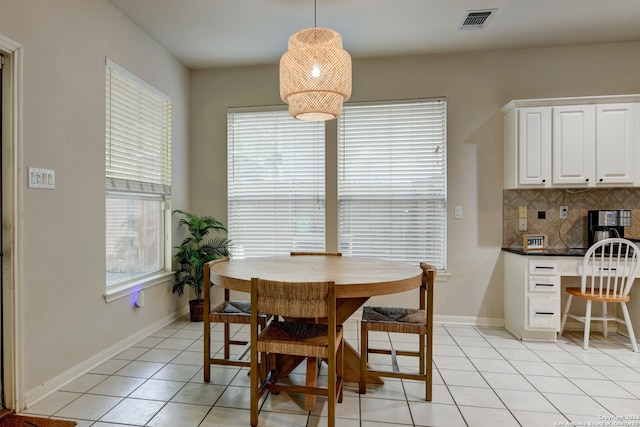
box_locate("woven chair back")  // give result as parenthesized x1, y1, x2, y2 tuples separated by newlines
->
(252, 278, 333, 319)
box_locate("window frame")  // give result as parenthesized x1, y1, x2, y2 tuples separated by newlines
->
(337, 98, 448, 269)
(104, 58, 173, 301)
(227, 106, 326, 258)
(225, 98, 448, 271)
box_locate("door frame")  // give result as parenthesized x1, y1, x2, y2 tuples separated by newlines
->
(0, 34, 23, 411)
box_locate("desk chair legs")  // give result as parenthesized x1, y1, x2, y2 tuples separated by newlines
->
(560, 239, 640, 354)
(562, 296, 639, 353)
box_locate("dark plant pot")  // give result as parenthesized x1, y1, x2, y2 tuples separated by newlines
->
(189, 299, 204, 322)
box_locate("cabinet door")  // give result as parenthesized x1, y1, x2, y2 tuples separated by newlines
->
(518, 107, 551, 186)
(552, 106, 595, 186)
(595, 103, 636, 185)
(528, 297, 559, 330)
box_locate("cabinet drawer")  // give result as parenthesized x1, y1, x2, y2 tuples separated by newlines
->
(528, 275, 559, 293)
(528, 297, 559, 330)
(529, 261, 558, 276)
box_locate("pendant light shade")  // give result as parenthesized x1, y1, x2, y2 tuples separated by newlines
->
(280, 27, 352, 121)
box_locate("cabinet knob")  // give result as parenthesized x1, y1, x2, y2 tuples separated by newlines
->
(599, 178, 603, 182)
(585, 178, 589, 182)
(542, 179, 546, 183)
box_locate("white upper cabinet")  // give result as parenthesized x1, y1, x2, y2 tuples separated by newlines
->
(552, 105, 595, 186)
(502, 96, 640, 189)
(595, 103, 637, 185)
(518, 107, 551, 187)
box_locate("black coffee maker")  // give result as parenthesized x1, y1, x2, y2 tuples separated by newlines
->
(587, 210, 631, 247)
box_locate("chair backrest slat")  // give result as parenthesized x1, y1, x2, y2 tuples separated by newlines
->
(204, 257, 230, 304)
(290, 252, 342, 256)
(419, 263, 436, 330)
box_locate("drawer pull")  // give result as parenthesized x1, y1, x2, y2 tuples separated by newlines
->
(535, 266, 554, 269)
(535, 311, 554, 316)
(535, 283, 554, 287)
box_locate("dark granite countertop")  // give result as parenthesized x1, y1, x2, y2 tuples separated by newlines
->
(502, 247, 587, 257)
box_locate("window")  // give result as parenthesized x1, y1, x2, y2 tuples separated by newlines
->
(227, 108, 325, 257)
(105, 59, 172, 290)
(337, 99, 447, 268)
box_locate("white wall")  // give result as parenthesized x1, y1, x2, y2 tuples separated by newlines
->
(189, 41, 640, 325)
(0, 0, 190, 408)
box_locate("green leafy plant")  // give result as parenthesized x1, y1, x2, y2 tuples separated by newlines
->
(173, 209, 231, 300)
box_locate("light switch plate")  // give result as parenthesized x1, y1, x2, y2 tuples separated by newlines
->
(28, 167, 55, 190)
(454, 205, 463, 219)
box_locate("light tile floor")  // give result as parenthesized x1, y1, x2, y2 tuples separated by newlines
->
(23, 316, 640, 427)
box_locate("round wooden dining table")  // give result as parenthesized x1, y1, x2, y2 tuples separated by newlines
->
(208, 255, 422, 383)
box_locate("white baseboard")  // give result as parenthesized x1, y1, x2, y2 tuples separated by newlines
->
(23, 306, 189, 409)
(434, 315, 504, 328)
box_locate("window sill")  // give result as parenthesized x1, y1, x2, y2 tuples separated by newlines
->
(435, 271, 450, 284)
(104, 271, 174, 303)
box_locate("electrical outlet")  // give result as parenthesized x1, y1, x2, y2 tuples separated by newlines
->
(518, 218, 527, 231)
(560, 206, 568, 219)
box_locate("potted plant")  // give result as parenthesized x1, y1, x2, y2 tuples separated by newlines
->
(173, 209, 231, 321)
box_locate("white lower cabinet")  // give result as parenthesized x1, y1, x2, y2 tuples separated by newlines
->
(528, 297, 559, 330)
(504, 252, 562, 341)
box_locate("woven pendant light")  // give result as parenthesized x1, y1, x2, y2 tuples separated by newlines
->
(280, 18, 351, 121)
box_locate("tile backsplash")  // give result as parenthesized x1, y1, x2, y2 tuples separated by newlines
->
(503, 188, 640, 249)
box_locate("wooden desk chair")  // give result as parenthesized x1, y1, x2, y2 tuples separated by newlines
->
(560, 238, 640, 352)
(359, 262, 436, 401)
(203, 258, 269, 382)
(250, 278, 344, 427)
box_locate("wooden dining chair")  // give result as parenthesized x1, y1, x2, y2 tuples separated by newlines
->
(359, 262, 436, 401)
(250, 277, 344, 427)
(560, 238, 640, 352)
(203, 258, 269, 382)
(290, 250, 342, 408)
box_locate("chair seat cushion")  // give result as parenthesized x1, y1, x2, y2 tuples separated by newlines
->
(362, 306, 426, 324)
(566, 287, 631, 302)
(210, 300, 267, 324)
(361, 306, 427, 334)
(257, 321, 343, 358)
(212, 300, 251, 314)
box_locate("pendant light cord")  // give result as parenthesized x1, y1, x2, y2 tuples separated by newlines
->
(314, 0, 317, 28)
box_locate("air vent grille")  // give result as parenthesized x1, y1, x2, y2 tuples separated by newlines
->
(459, 9, 496, 31)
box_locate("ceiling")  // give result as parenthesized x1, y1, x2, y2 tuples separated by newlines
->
(109, 0, 640, 70)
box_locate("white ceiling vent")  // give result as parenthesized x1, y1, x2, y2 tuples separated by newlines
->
(459, 9, 497, 31)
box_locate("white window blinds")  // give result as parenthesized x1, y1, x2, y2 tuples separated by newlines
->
(105, 59, 172, 288)
(337, 99, 447, 268)
(227, 108, 325, 258)
(105, 59, 172, 194)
